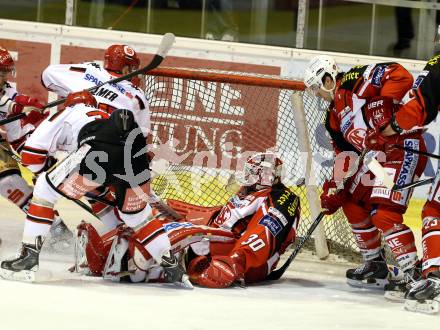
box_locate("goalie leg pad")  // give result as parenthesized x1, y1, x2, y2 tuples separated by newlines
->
(103, 235, 129, 282)
(75, 222, 108, 276)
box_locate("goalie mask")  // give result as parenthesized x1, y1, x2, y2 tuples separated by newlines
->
(241, 153, 283, 189)
(303, 55, 339, 95)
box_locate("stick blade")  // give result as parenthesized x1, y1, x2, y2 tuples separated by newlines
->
(157, 33, 175, 58)
(365, 156, 394, 189)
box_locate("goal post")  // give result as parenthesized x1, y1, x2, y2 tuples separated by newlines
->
(145, 66, 360, 261)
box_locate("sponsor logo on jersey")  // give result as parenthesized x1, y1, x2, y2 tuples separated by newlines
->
(84, 73, 126, 94)
(396, 139, 419, 187)
(367, 99, 384, 110)
(163, 221, 194, 232)
(340, 114, 352, 135)
(341, 71, 360, 85)
(371, 65, 385, 87)
(268, 207, 288, 226)
(259, 214, 282, 236)
(412, 70, 429, 89)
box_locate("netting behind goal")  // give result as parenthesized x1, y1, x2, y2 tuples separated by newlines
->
(145, 67, 361, 261)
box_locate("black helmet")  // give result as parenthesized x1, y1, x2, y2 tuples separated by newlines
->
(110, 109, 136, 136)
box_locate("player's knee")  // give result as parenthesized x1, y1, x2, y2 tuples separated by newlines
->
(32, 174, 62, 205)
(370, 206, 404, 234)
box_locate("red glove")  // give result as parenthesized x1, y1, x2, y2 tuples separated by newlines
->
(363, 96, 395, 131)
(364, 128, 399, 152)
(320, 179, 347, 215)
(9, 95, 44, 116)
(187, 252, 245, 288)
(22, 109, 49, 126)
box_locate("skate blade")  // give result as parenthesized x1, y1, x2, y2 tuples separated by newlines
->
(174, 274, 194, 290)
(347, 278, 388, 290)
(384, 290, 406, 303)
(405, 299, 440, 314)
(0, 268, 36, 282)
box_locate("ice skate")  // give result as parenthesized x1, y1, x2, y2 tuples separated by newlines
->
(0, 236, 43, 282)
(161, 251, 193, 289)
(346, 256, 391, 289)
(384, 264, 422, 302)
(404, 271, 440, 314)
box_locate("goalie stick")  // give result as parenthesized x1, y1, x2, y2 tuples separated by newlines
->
(0, 32, 176, 126)
(265, 149, 369, 281)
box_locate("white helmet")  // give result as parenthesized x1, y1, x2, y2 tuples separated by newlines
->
(241, 152, 283, 189)
(303, 55, 339, 93)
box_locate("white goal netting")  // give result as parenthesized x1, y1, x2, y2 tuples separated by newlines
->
(144, 67, 361, 261)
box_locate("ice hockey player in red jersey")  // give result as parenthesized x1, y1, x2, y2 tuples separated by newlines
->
(0, 46, 72, 245)
(187, 153, 300, 287)
(303, 55, 427, 298)
(75, 152, 300, 288)
(0, 91, 164, 283)
(367, 55, 440, 313)
(41, 44, 150, 230)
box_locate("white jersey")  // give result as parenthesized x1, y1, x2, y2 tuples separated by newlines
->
(22, 103, 108, 173)
(0, 82, 35, 145)
(41, 62, 150, 136)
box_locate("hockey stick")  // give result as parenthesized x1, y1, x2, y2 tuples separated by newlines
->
(265, 212, 325, 281)
(265, 149, 369, 281)
(393, 145, 440, 160)
(0, 32, 176, 126)
(43, 32, 175, 110)
(393, 177, 434, 191)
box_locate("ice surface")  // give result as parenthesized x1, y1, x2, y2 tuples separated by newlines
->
(0, 199, 436, 330)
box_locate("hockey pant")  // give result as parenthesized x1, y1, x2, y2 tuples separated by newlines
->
(345, 134, 427, 271)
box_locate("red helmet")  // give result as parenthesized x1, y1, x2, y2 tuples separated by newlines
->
(104, 45, 140, 73)
(64, 90, 97, 108)
(0, 47, 14, 73)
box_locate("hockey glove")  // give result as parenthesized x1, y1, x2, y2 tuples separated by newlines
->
(8, 95, 44, 116)
(320, 179, 347, 215)
(364, 128, 399, 152)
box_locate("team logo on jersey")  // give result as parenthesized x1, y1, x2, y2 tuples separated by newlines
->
(371, 65, 385, 87)
(124, 46, 135, 57)
(346, 128, 366, 151)
(259, 215, 282, 236)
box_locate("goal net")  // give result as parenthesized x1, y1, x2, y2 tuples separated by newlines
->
(145, 67, 361, 262)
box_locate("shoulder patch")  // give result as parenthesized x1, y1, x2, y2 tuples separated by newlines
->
(259, 214, 283, 236)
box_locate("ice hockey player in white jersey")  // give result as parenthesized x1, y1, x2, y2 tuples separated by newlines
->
(41, 44, 150, 229)
(41, 44, 150, 136)
(0, 91, 188, 284)
(0, 46, 72, 244)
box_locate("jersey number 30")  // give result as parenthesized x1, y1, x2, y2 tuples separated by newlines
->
(241, 234, 265, 252)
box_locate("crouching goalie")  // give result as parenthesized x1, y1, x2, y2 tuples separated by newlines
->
(75, 153, 300, 288)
